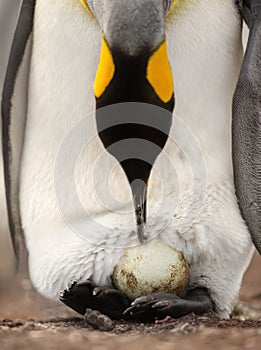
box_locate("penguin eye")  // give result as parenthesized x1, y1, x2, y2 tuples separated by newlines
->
(163, 0, 173, 13)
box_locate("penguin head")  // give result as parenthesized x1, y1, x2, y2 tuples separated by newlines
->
(82, 1, 175, 242)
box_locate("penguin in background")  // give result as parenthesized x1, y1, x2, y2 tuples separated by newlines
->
(1, 0, 260, 321)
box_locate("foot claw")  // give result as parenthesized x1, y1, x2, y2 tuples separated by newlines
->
(122, 307, 133, 316)
(68, 279, 79, 289)
(92, 287, 103, 296)
(59, 290, 65, 298)
(152, 301, 170, 309)
(132, 295, 152, 305)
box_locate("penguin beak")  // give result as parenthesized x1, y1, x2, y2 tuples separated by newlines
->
(94, 33, 174, 243)
(131, 178, 148, 243)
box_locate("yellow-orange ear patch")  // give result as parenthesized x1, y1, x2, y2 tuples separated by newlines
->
(146, 41, 174, 103)
(169, 0, 176, 13)
(94, 37, 115, 98)
(80, 0, 92, 15)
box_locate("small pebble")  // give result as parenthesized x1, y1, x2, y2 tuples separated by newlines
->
(84, 309, 115, 332)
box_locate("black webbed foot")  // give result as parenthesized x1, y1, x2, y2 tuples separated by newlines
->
(123, 288, 213, 322)
(59, 280, 94, 315)
(59, 280, 130, 320)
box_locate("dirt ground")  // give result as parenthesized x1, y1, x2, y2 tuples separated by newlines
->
(0, 237, 260, 350)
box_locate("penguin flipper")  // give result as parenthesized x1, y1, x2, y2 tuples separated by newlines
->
(233, 0, 261, 253)
(1, 0, 36, 262)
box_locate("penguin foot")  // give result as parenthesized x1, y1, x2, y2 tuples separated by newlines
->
(123, 288, 213, 322)
(59, 280, 130, 320)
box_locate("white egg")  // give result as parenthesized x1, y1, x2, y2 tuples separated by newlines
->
(112, 239, 189, 300)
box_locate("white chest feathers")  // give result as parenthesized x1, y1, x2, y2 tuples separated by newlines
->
(112, 239, 189, 300)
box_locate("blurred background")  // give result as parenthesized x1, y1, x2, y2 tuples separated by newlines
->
(0, 0, 259, 322)
(0, 0, 21, 277)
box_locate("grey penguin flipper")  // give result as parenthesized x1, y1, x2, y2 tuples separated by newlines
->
(233, 0, 261, 254)
(1, 0, 36, 262)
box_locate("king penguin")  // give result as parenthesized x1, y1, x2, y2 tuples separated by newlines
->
(2, 0, 260, 321)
